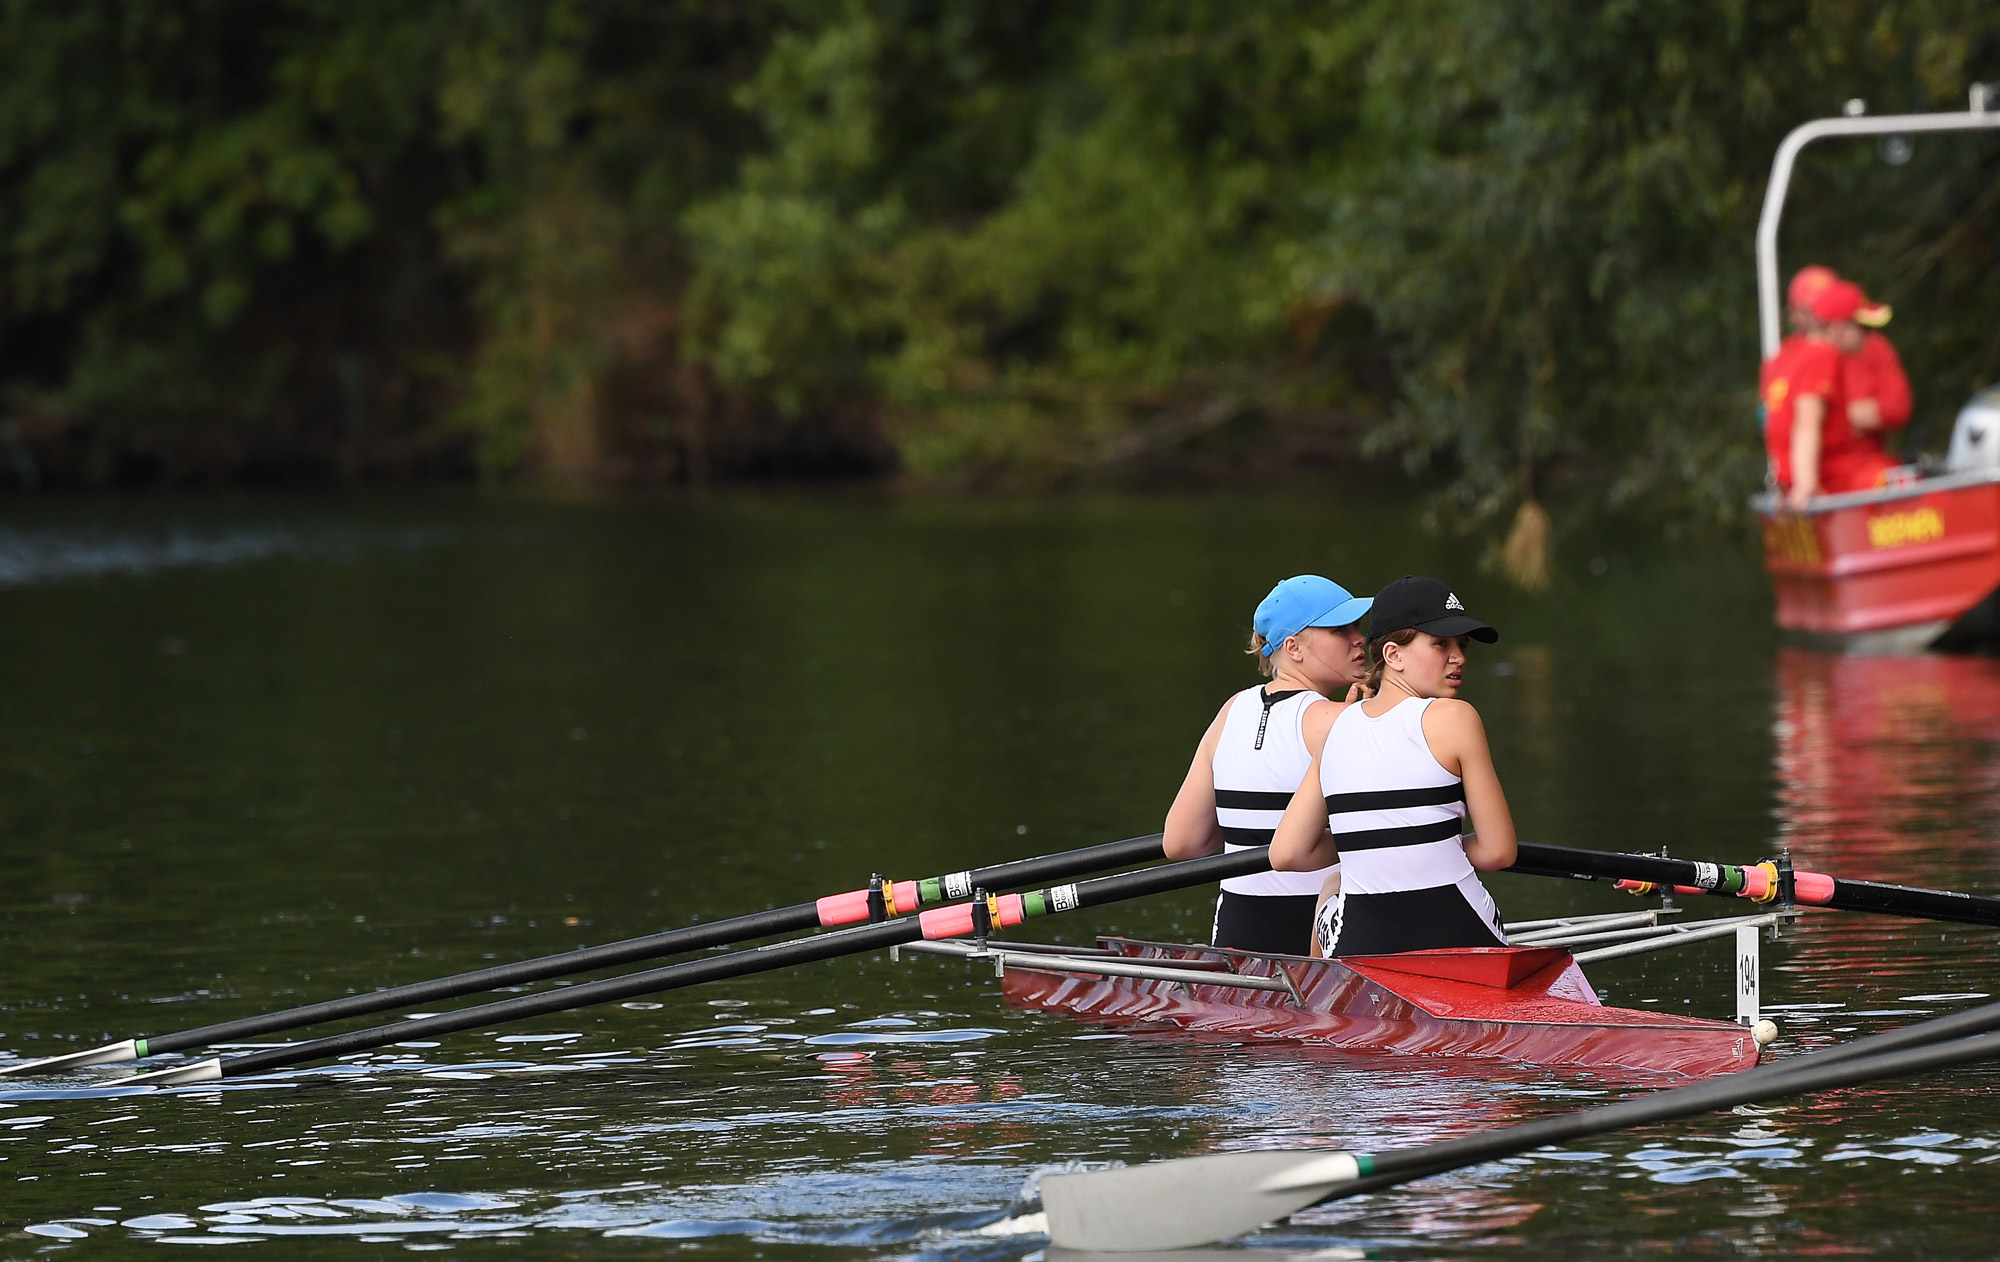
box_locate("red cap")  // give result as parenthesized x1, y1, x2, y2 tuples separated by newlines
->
(1809, 279, 1892, 327)
(1787, 265, 1838, 308)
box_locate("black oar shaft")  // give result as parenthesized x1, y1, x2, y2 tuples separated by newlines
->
(198, 848, 1268, 1080)
(144, 904, 810, 1056)
(140, 833, 1166, 1056)
(1510, 841, 2000, 928)
(1820, 875, 2000, 926)
(1355, 1027, 2000, 1192)
(1746, 997, 2000, 1073)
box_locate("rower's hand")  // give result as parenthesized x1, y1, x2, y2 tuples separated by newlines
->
(1784, 481, 1817, 511)
(1344, 681, 1375, 703)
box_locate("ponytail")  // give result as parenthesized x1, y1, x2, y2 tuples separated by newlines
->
(1246, 631, 1277, 678)
(1363, 627, 1421, 694)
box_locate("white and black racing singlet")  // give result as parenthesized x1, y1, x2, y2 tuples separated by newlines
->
(1208, 686, 1339, 957)
(1314, 696, 1506, 957)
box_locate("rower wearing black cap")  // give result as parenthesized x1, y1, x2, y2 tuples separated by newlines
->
(1270, 576, 1517, 957)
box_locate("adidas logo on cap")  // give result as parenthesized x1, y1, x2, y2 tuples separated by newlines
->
(1445, 592, 1464, 612)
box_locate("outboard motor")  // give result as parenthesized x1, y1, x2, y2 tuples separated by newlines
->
(1947, 387, 2000, 472)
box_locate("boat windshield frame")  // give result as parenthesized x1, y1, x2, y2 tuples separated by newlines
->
(1756, 88, 2000, 359)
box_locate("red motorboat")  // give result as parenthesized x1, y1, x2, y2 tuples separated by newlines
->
(1757, 465, 2000, 651)
(982, 934, 1765, 1079)
(1753, 98, 2000, 651)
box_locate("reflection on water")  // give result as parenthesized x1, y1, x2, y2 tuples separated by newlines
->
(1774, 648, 2000, 886)
(0, 520, 454, 587)
(14, 984, 2000, 1256)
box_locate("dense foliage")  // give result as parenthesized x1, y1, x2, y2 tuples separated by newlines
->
(2, 0, 1997, 525)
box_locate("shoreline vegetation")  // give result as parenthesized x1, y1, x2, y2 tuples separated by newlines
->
(3, 4, 1997, 537)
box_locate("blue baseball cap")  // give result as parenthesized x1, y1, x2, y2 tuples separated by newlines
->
(1252, 576, 1373, 656)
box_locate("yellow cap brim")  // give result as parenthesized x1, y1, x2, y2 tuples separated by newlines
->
(1856, 303, 1892, 328)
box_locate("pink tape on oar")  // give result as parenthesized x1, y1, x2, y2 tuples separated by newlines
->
(817, 881, 926, 926)
(1742, 865, 1773, 901)
(1794, 871, 1835, 904)
(919, 903, 976, 939)
(816, 890, 873, 927)
(917, 894, 1029, 941)
(1616, 880, 1704, 898)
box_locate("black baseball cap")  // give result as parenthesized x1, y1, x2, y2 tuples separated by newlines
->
(1366, 576, 1498, 644)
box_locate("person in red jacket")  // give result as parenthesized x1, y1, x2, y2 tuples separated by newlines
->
(1844, 313, 1912, 442)
(1761, 299, 1846, 508)
(1810, 280, 1901, 494)
(1779, 264, 1912, 474)
(1787, 264, 1837, 327)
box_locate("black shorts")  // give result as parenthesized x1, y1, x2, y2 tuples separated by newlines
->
(1321, 885, 1507, 957)
(1211, 890, 1318, 956)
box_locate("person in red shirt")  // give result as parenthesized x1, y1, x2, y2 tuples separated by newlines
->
(1776, 265, 1912, 478)
(1844, 316, 1911, 441)
(1761, 319, 1845, 508)
(1787, 265, 1837, 327)
(1809, 280, 1900, 495)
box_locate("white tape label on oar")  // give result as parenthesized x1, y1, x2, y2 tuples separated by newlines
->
(1693, 861, 1721, 890)
(944, 871, 973, 900)
(1050, 884, 1080, 913)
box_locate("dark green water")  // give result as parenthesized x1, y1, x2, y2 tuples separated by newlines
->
(3, 490, 1999, 1257)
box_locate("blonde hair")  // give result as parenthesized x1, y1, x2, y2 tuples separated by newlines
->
(1246, 631, 1277, 678)
(1363, 627, 1421, 694)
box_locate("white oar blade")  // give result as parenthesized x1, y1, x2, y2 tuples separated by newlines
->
(124, 1058, 223, 1087)
(1043, 1149, 1359, 1252)
(0, 1039, 139, 1077)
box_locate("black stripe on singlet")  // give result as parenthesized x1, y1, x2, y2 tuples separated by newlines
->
(1323, 783, 1466, 814)
(1215, 789, 1294, 811)
(1327, 814, 1465, 853)
(1219, 825, 1276, 849)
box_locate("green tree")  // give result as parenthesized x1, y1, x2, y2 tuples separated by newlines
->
(1309, 0, 2000, 557)
(2, 0, 1996, 523)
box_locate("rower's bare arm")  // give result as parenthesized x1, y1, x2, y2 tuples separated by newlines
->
(1424, 700, 1516, 871)
(1163, 699, 1232, 860)
(1271, 748, 1338, 871)
(1849, 397, 1883, 431)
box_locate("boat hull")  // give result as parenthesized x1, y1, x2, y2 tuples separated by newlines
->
(1757, 471, 2000, 651)
(1000, 938, 1759, 1078)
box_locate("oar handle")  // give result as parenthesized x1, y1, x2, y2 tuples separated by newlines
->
(153, 848, 1269, 1083)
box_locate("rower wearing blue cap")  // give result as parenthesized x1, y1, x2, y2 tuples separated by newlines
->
(1164, 575, 1374, 955)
